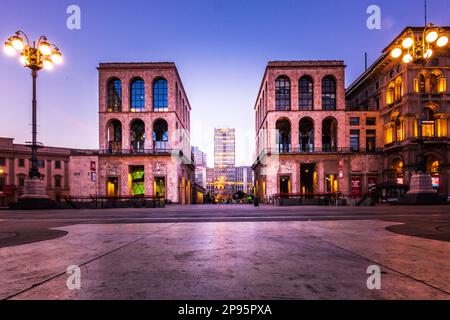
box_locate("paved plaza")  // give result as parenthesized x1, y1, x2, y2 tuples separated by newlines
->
(0, 205, 449, 300)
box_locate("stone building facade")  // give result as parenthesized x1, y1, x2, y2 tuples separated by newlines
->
(253, 27, 450, 203)
(346, 26, 450, 197)
(69, 62, 195, 204)
(252, 61, 385, 202)
(0, 137, 71, 206)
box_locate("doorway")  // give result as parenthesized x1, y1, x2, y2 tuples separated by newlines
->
(300, 164, 315, 194)
(279, 176, 291, 194)
(107, 177, 119, 197)
(154, 176, 166, 198)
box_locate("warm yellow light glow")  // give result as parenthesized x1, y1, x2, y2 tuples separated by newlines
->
(39, 41, 52, 55)
(11, 36, 24, 51)
(43, 58, 53, 70)
(4, 42, 16, 56)
(402, 37, 414, 49)
(0, 168, 4, 174)
(424, 49, 433, 59)
(51, 50, 63, 64)
(425, 30, 438, 43)
(391, 47, 402, 58)
(19, 53, 29, 66)
(402, 53, 413, 63)
(437, 35, 448, 47)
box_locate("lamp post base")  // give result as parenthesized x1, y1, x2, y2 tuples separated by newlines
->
(11, 177, 57, 210)
(400, 172, 446, 205)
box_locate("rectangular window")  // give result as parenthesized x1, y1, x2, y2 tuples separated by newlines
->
(366, 117, 376, 126)
(55, 161, 61, 169)
(375, 98, 380, 110)
(350, 130, 360, 152)
(366, 130, 376, 152)
(37, 160, 45, 168)
(129, 166, 145, 196)
(54, 176, 62, 188)
(350, 117, 360, 126)
(0, 157, 5, 166)
(18, 159, 25, 167)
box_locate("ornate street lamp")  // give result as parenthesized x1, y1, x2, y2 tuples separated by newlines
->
(4, 31, 63, 179)
(4, 31, 62, 207)
(390, 23, 448, 202)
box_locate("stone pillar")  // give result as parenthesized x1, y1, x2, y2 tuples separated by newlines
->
(47, 160, 52, 188)
(64, 161, 70, 189)
(8, 158, 14, 185)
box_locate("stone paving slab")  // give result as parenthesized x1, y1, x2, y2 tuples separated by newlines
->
(0, 220, 448, 300)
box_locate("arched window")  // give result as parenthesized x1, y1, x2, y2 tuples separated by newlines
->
(322, 117, 337, 152)
(299, 76, 313, 110)
(275, 118, 291, 153)
(322, 76, 336, 110)
(394, 77, 403, 101)
(153, 119, 169, 150)
(275, 76, 291, 111)
(106, 119, 122, 153)
(153, 78, 168, 112)
(430, 70, 446, 93)
(130, 119, 145, 152)
(386, 82, 395, 105)
(419, 73, 427, 93)
(130, 78, 145, 112)
(299, 117, 314, 152)
(422, 107, 436, 137)
(107, 78, 122, 112)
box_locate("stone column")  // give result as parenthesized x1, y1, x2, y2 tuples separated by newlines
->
(47, 160, 52, 188)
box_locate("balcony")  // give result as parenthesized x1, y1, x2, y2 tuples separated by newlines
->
(100, 148, 174, 156)
(262, 146, 383, 155)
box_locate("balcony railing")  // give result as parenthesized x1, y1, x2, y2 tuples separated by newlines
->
(262, 146, 383, 155)
(100, 148, 174, 156)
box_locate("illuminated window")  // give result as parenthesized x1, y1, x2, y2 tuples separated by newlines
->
(130, 78, 145, 112)
(298, 76, 313, 110)
(129, 166, 145, 196)
(322, 76, 336, 111)
(394, 77, 403, 101)
(107, 78, 122, 112)
(430, 160, 440, 189)
(386, 82, 395, 105)
(422, 107, 436, 137)
(153, 78, 168, 112)
(275, 76, 291, 111)
(366, 130, 376, 152)
(395, 116, 404, 142)
(391, 159, 404, 184)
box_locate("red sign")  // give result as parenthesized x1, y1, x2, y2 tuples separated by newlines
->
(2, 185, 15, 196)
(338, 160, 344, 178)
(351, 176, 362, 196)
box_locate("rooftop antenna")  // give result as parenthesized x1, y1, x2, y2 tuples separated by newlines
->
(424, 0, 427, 25)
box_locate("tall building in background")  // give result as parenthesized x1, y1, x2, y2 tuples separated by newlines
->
(214, 128, 236, 195)
(191, 146, 207, 189)
(235, 166, 253, 195)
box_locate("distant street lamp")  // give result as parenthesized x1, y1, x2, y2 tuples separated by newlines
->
(390, 23, 448, 202)
(4, 31, 63, 179)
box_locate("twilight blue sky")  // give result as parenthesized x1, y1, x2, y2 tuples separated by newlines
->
(0, 0, 449, 166)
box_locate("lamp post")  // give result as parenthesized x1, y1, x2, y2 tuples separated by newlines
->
(4, 31, 62, 207)
(4, 31, 62, 178)
(390, 23, 448, 203)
